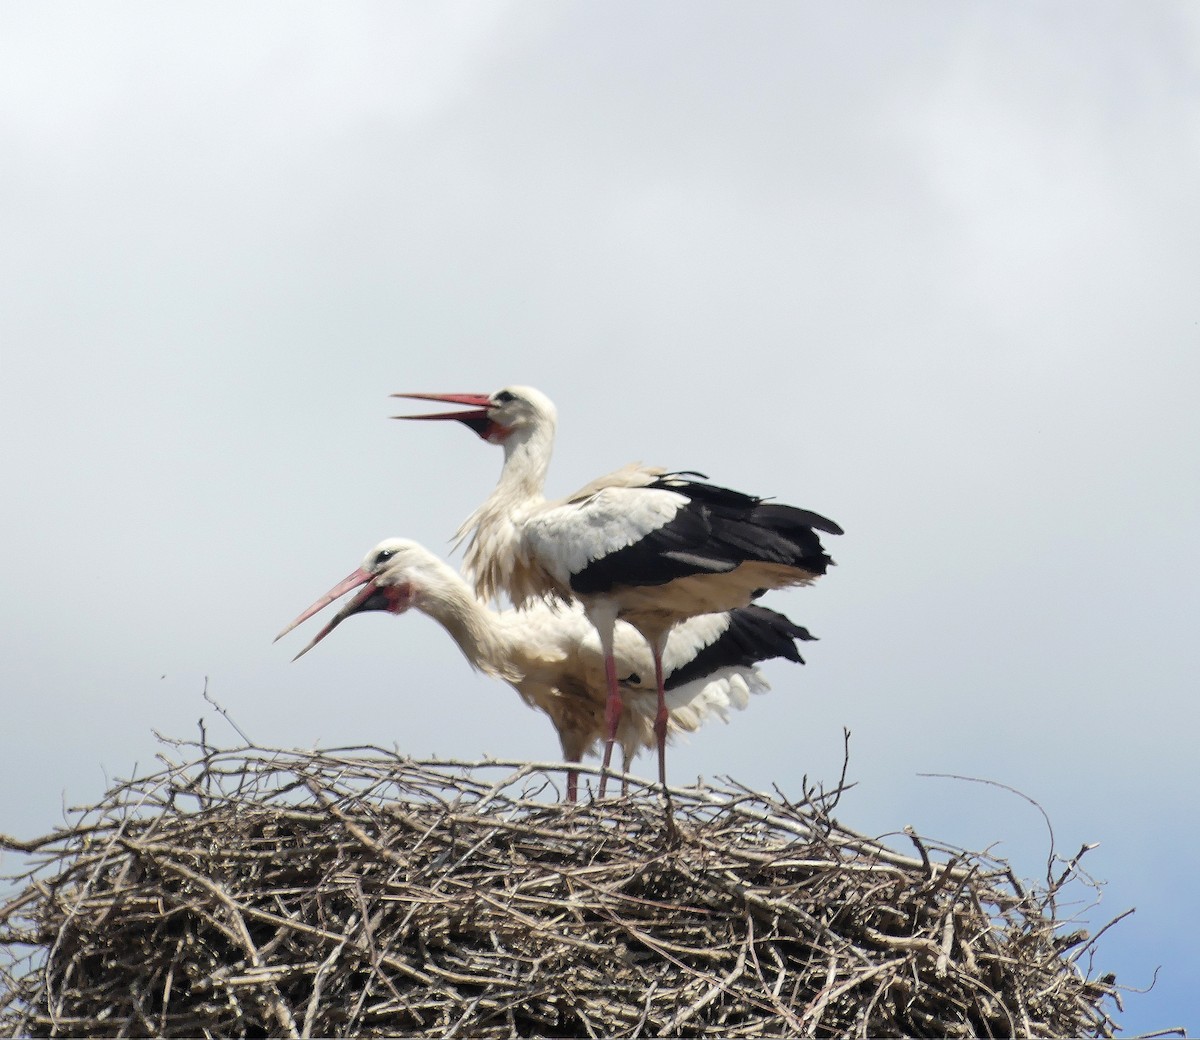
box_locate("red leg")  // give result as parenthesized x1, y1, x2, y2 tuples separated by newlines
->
(652, 642, 669, 790)
(598, 649, 622, 799)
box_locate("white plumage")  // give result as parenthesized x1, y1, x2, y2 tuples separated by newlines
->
(394, 386, 842, 796)
(275, 538, 814, 801)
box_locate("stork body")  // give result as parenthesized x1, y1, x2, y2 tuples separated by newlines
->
(276, 539, 816, 801)
(394, 386, 842, 795)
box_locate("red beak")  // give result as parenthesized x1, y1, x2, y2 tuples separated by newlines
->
(390, 391, 504, 441)
(390, 391, 492, 421)
(274, 567, 373, 643)
(288, 578, 401, 661)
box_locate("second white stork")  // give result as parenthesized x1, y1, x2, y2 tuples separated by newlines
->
(275, 538, 816, 801)
(393, 386, 842, 796)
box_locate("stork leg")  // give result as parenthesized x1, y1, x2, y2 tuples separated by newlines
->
(554, 734, 588, 806)
(598, 650, 622, 798)
(593, 608, 622, 799)
(565, 751, 581, 803)
(651, 637, 670, 790)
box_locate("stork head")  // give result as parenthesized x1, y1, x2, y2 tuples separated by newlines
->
(391, 385, 557, 444)
(274, 538, 440, 660)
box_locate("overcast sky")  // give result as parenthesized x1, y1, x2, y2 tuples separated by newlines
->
(2, 3, 1198, 1031)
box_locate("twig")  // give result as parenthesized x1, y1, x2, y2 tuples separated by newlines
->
(202, 677, 254, 746)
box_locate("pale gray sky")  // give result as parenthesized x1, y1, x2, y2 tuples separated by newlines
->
(2, 3, 1197, 1031)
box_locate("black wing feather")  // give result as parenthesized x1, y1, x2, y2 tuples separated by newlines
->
(664, 604, 816, 691)
(570, 476, 841, 596)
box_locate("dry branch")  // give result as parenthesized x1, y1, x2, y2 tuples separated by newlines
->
(1, 740, 1122, 1038)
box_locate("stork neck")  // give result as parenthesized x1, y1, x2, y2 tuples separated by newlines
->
(498, 417, 555, 502)
(454, 411, 556, 604)
(418, 566, 515, 679)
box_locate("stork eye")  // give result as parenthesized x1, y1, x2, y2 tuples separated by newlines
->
(494, 390, 515, 404)
(374, 548, 396, 565)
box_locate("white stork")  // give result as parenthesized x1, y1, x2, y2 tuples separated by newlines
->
(392, 386, 842, 796)
(275, 538, 816, 802)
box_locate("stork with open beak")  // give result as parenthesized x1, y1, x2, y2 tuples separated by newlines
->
(275, 538, 816, 802)
(392, 386, 841, 797)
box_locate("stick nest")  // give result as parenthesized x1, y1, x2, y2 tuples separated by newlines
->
(1, 739, 1121, 1038)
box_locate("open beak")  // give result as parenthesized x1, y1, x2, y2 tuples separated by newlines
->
(273, 567, 373, 643)
(289, 579, 400, 661)
(390, 392, 497, 439)
(390, 391, 492, 421)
